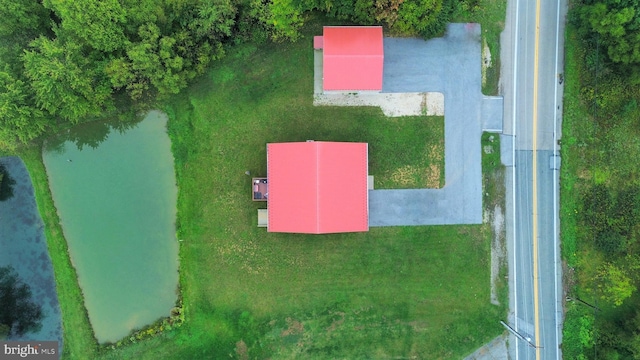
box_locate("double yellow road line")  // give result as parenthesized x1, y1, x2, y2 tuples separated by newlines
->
(532, 0, 542, 358)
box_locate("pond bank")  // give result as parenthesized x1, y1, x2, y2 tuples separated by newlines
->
(42, 111, 179, 344)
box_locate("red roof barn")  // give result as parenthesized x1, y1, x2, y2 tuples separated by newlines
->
(267, 141, 369, 234)
(315, 26, 384, 92)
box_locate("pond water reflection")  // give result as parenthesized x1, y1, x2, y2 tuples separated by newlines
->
(0, 157, 62, 347)
(42, 111, 179, 343)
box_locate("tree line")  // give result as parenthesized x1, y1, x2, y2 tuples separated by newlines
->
(567, 0, 640, 358)
(0, 0, 469, 151)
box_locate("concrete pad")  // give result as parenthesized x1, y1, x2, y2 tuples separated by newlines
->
(482, 96, 504, 131)
(313, 92, 444, 117)
(313, 49, 323, 94)
(500, 134, 514, 166)
(463, 335, 509, 360)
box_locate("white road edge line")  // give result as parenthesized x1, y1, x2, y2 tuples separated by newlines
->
(553, 0, 561, 358)
(511, 1, 520, 359)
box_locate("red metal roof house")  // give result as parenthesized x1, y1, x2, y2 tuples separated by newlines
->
(315, 26, 384, 92)
(267, 141, 369, 234)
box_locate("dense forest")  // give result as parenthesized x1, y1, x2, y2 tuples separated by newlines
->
(564, 0, 640, 358)
(0, 0, 466, 151)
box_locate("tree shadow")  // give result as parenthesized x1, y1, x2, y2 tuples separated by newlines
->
(0, 265, 43, 338)
(0, 163, 16, 201)
(43, 112, 146, 153)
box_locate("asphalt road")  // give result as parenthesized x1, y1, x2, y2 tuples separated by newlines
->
(501, 0, 567, 359)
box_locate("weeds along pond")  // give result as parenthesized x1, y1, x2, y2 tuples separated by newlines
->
(42, 111, 179, 343)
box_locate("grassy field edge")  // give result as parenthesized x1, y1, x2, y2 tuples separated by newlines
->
(559, 15, 598, 360)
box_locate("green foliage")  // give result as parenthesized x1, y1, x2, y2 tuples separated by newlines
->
(576, 0, 640, 83)
(0, 0, 49, 38)
(0, 0, 475, 149)
(266, 0, 460, 40)
(22, 36, 114, 122)
(563, 305, 595, 359)
(265, 0, 304, 41)
(563, 6, 640, 356)
(190, 0, 236, 40)
(104, 301, 185, 351)
(45, 0, 127, 52)
(0, 69, 49, 148)
(396, 0, 444, 36)
(111, 23, 188, 99)
(597, 262, 636, 306)
(580, 184, 640, 257)
(0, 0, 247, 149)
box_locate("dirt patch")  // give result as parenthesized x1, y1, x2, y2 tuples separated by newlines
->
(281, 317, 304, 337)
(422, 92, 445, 116)
(326, 311, 345, 333)
(488, 204, 506, 306)
(577, 168, 590, 180)
(481, 38, 492, 88)
(425, 164, 441, 188)
(390, 165, 419, 187)
(235, 340, 248, 360)
(562, 261, 575, 312)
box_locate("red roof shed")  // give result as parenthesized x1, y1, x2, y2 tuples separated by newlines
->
(321, 26, 384, 92)
(267, 141, 369, 234)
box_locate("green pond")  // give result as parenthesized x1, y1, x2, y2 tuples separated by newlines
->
(42, 111, 179, 343)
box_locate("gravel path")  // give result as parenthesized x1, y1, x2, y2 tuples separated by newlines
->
(314, 92, 444, 117)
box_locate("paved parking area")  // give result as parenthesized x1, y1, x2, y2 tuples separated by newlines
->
(370, 23, 499, 226)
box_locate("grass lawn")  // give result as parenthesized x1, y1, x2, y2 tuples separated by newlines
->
(9, 14, 507, 360)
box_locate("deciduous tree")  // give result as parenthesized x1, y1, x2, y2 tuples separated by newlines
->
(597, 262, 635, 306)
(0, 69, 49, 149)
(22, 36, 113, 122)
(44, 0, 127, 52)
(0, 0, 50, 38)
(578, 0, 640, 82)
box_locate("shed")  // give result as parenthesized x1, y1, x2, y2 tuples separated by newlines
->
(266, 141, 369, 234)
(320, 26, 384, 92)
